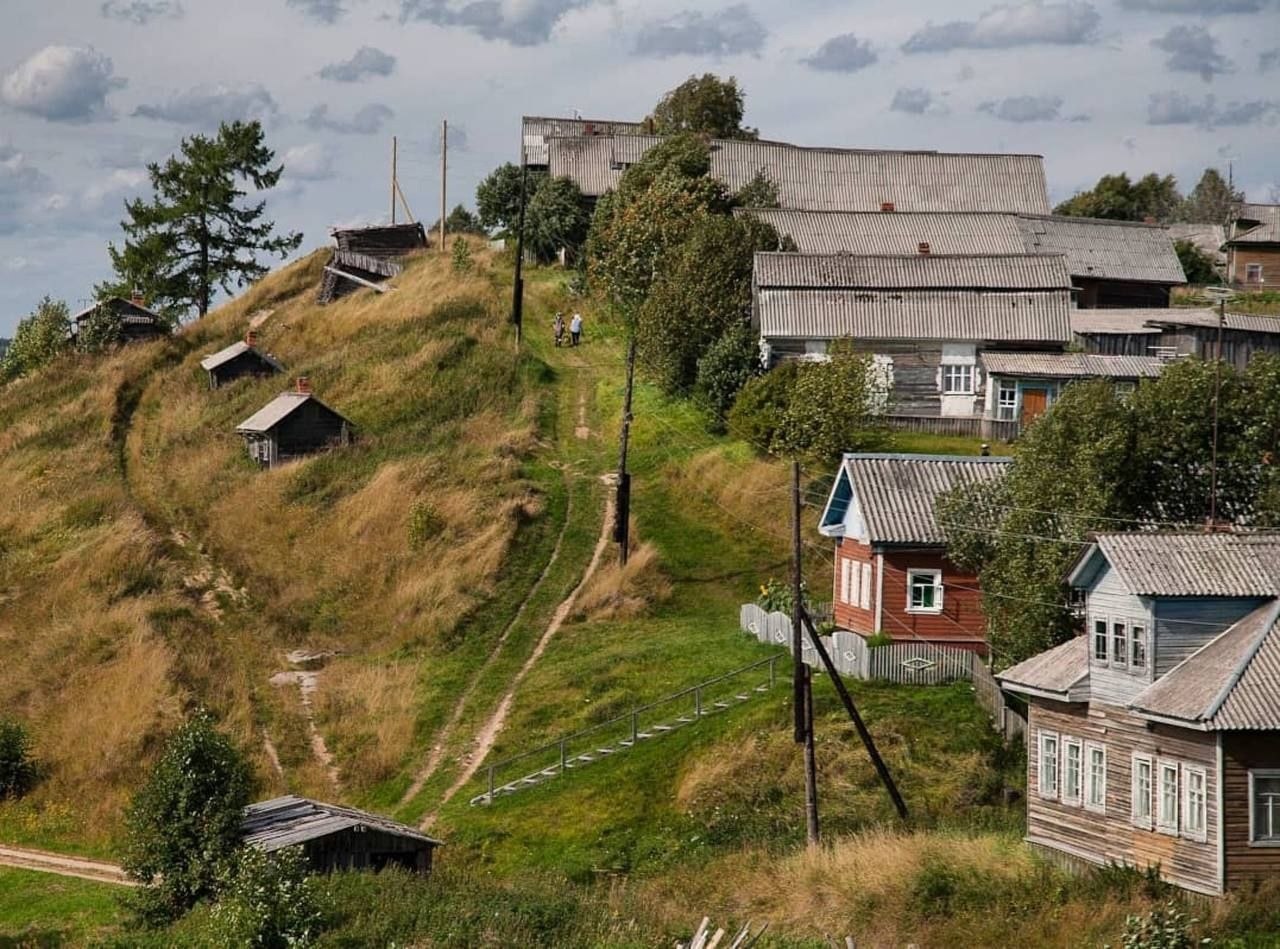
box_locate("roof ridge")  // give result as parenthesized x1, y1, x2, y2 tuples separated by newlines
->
(756, 251, 1063, 260)
(843, 452, 1013, 462)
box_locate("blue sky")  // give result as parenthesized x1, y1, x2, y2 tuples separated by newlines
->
(1, 0, 1278, 334)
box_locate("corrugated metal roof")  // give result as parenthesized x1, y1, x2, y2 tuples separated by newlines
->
(1129, 600, 1280, 730)
(1145, 309, 1280, 335)
(521, 115, 649, 165)
(1227, 219, 1280, 245)
(997, 635, 1090, 699)
(1094, 532, 1280, 597)
(236, 391, 352, 434)
(1016, 215, 1186, 284)
(200, 341, 284, 373)
(841, 453, 1012, 545)
(1234, 203, 1280, 226)
(242, 795, 442, 851)
(981, 352, 1166, 379)
(1070, 309, 1165, 335)
(754, 252, 1072, 290)
(549, 135, 1051, 213)
(736, 209, 1028, 255)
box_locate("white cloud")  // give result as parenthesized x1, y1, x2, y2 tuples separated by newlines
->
(319, 46, 396, 82)
(632, 4, 767, 58)
(978, 94, 1066, 121)
(82, 168, 148, 208)
(100, 1, 184, 23)
(303, 102, 394, 134)
(400, 0, 600, 46)
(890, 87, 939, 114)
(133, 83, 280, 126)
(1151, 25, 1233, 81)
(902, 1, 1101, 52)
(803, 34, 878, 73)
(0, 45, 124, 122)
(1147, 91, 1278, 125)
(282, 143, 336, 180)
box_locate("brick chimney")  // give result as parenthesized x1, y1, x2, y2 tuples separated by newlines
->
(245, 329, 259, 348)
(918, 241, 931, 255)
(880, 201, 895, 213)
(296, 376, 311, 395)
(130, 287, 146, 307)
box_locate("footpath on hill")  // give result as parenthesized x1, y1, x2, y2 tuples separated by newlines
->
(0, 847, 132, 887)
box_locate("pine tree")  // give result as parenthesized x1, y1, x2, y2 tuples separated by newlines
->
(102, 121, 302, 320)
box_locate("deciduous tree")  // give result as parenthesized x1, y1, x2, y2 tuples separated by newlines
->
(649, 74, 757, 140)
(1177, 167, 1242, 224)
(0, 296, 71, 383)
(1053, 172, 1181, 222)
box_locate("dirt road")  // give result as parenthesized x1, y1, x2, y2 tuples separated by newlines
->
(0, 846, 134, 886)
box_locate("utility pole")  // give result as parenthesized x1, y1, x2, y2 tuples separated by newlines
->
(1209, 293, 1225, 526)
(511, 162, 528, 345)
(791, 461, 820, 845)
(615, 337, 637, 565)
(440, 120, 448, 251)
(390, 136, 398, 225)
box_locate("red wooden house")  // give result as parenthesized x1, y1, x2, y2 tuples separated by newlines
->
(817, 453, 1010, 654)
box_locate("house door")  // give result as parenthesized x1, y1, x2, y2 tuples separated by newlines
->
(1020, 389, 1048, 426)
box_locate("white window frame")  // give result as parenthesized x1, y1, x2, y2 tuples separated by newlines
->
(1157, 759, 1180, 835)
(996, 381, 1018, 421)
(840, 560, 853, 604)
(1062, 737, 1083, 806)
(1246, 262, 1263, 284)
(1038, 731, 1060, 800)
(906, 569, 943, 614)
(1085, 742, 1108, 814)
(1130, 623, 1148, 673)
(859, 563, 872, 611)
(1132, 753, 1154, 830)
(849, 560, 861, 607)
(1111, 619, 1129, 670)
(1092, 616, 1109, 663)
(1248, 769, 1280, 847)
(1182, 765, 1208, 843)
(941, 363, 975, 395)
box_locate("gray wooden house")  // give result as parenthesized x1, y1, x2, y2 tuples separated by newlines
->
(199, 330, 283, 389)
(1226, 203, 1280, 288)
(739, 209, 1186, 308)
(1072, 308, 1280, 370)
(752, 251, 1074, 436)
(242, 796, 441, 874)
(235, 379, 354, 468)
(520, 114, 650, 167)
(999, 531, 1280, 896)
(72, 295, 169, 344)
(979, 352, 1166, 430)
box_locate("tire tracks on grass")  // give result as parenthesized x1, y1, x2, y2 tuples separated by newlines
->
(0, 846, 133, 887)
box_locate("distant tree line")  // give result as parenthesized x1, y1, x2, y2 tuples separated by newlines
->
(1054, 167, 1242, 224)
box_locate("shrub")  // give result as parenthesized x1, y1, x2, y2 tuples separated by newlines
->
(408, 500, 443, 550)
(451, 238, 473, 275)
(0, 718, 39, 799)
(774, 341, 891, 465)
(727, 361, 799, 454)
(1, 296, 71, 383)
(695, 322, 760, 431)
(757, 578, 807, 615)
(123, 709, 255, 926)
(1117, 900, 1204, 949)
(210, 846, 325, 948)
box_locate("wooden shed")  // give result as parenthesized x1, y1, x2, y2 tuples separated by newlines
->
(199, 330, 283, 389)
(72, 295, 169, 344)
(241, 796, 441, 875)
(235, 378, 354, 468)
(318, 223, 427, 305)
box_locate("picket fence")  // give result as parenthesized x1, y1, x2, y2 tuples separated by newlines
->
(738, 603, 1027, 741)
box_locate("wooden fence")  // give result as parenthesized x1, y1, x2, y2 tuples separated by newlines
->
(739, 603, 1025, 740)
(886, 414, 1019, 442)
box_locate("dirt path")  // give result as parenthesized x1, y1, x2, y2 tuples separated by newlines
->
(422, 486, 616, 828)
(269, 661, 341, 790)
(399, 474, 574, 807)
(0, 846, 133, 887)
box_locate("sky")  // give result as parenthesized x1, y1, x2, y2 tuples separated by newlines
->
(1, 0, 1278, 335)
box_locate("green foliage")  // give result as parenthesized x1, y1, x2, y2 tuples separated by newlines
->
(774, 341, 891, 465)
(695, 322, 760, 430)
(649, 73, 757, 140)
(123, 709, 254, 925)
(757, 578, 806, 614)
(74, 304, 124, 353)
(1118, 901, 1205, 949)
(436, 203, 486, 236)
(210, 846, 324, 948)
(101, 120, 302, 318)
(1054, 172, 1181, 222)
(727, 360, 800, 454)
(451, 238, 473, 275)
(1175, 240, 1221, 286)
(864, 631, 894, 647)
(636, 214, 779, 394)
(525, 176, 591, 264)
(476, 162, 546, 232)
(1177, 167, 1242, 224)
(0, 296, 70, 383)
(408, 500, 443, 549)
(731, 169, 780, 208)
(0, 718, 38, 799)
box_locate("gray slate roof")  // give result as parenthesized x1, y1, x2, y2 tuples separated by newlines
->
(200, 341, 284, 373)
(837, 453, 1012, 546)
(980, 352, 1167, 379)
(1070, 309, 1167, 335)
(236, 392, 351, 435)
(549, 135, 1051, 213)
(997, 635, 1090, 700)
(754, 252, 1072, 290)
(738, 210, 1028, 255)
(242, 795, 442, 851)
(1015, 215, 1186, 284)
(1129, 600, 1280, 730)
(1091, 532, 1280, 597)
(1143, 309, 1280, 334)
(521, 115, 649, 165)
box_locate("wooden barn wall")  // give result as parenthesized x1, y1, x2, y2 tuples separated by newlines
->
(1230, 246, 1280, 288)
(1075, 332, 1159, 358)
(1223, 731, 1280, 888)
(880, 548, 987, 647)
(302, 828, 434, 874)
(276, 404, 351, 457)
(1027, 700, 1221, 895)
(213, 352, 278, 387)
(832, 538, 877, 635)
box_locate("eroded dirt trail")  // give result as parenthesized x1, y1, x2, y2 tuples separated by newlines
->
(0, 846, 133, 887)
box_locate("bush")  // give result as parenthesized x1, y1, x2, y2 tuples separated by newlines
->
(728, 361, 799, 454)
(1, 296, 70, 382)
(695, 322, 760, 430)
(0, 718, 38, 799)
(123, 709, 255, 926)
(774, 341, 891, 465)
(1118, 900, 1203, 949)
(451, 238, 473, 275)
(210, 846, 324, 948)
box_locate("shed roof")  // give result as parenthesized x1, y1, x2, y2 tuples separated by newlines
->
(754, 252, 1072, 290)
(235, 391, 352, 435)
(997, 634, 1090, 701)
(1228, 220, 1280, 245)
(1234, 203, 1280, 226)
(521, 115, 649, 165)
(548, 135, 1051, 213)
(242, 795, 442, 852)
(1069, 308, 1166, 335)
(980, 352, 1167, 379)
(1129, 600, 1280, 730)
(826, 453, 1012, 546)
(1143, 309, 1280, 335)
(200, 341, 284, 373)
(1015, 215, 1186, 285)
(1077, 532, 1280, 598)
(72, 296, 163, 324)
(735, 210, 1029, 256)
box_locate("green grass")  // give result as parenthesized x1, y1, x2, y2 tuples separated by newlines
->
(0, 868, 123, 944)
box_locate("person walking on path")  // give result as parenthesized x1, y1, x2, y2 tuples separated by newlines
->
(570, 312, 583, 347)
(552, 313, 565, 348)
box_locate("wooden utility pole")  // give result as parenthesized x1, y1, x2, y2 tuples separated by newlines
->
(439, 120, 448, 250)
(791, 462, 819, 845)
(1209, 294, 1226, 526)
(511, 162, 528, 344)
(615, 338, 637, 564)
(390, 136, 398, 225)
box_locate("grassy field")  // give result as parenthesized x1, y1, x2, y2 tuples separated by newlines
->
(0, 868, 123, 944)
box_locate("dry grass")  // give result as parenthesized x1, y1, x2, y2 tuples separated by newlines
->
(573, 538, 672, 622)
(313, 660, 420, 792)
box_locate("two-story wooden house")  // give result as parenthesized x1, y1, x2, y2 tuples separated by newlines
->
(998, 531, 1280, 895)
(818, 453, 1011, 654)
(1225, 203, 1280, 288)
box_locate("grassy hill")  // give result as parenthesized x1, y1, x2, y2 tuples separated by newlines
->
(4, 242, 1278, 946)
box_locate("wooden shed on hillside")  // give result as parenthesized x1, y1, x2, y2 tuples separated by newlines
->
(242, 796, 441, 875)
(200, 330, 283, 388)
(72, 295, 170, 344)
(235, 378, 354, 468)
(318, 223, 427, 304)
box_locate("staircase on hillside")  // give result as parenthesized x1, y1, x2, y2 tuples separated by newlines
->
(469, 655, 782, 806)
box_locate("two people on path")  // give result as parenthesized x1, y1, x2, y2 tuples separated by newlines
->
(553, 312, 584, 347)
